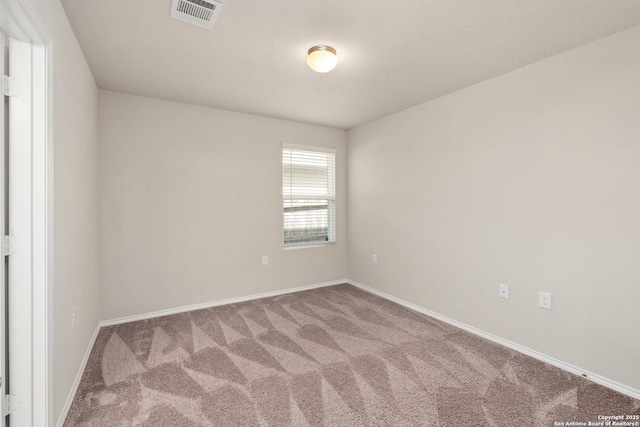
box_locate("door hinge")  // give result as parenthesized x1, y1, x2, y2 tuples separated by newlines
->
(2, 235, 15, 256)
(2, 394, 19, 416)
(2, 75, 19, 97)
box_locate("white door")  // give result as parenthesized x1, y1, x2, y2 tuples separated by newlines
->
(0, 3, 51, 421)
(0, 31, 8, 427)
(0, 32, 35, 427)
(7, 36, 34, 427)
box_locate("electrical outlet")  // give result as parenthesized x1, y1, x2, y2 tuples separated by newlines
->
(372, 254, 378, 264)
(261, 256, 268, 266)
(72, 307, 77, 329)
(499, 284, 510, 299)
(539, 292, 552, 309)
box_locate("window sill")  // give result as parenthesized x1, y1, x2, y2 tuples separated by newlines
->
(283, 242, 335, 251)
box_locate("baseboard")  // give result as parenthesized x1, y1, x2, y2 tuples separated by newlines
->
(56, 322, 101, 427)
(347, 279, 640, 401)
(61, 277, 638, 427)
(58, 279, 348, 425)
(101, 279, 349, 327)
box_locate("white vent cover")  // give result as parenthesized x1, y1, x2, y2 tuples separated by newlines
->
(170, 0, 223, 29)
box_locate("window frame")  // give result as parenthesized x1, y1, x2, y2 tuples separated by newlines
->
(282, 143, 337, 249)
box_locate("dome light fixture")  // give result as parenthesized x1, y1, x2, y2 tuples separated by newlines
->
(307, 45, 337, 73)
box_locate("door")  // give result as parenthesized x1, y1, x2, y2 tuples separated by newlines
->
(0, 33, 35, 427)
(0, 2, 51, 421)
(0, 3, 51, 420)
(7, 36, 34, 427)
(0, 31, 8, 427)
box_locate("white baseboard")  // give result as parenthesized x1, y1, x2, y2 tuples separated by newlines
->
(56, 323, 101, 427)
(101, 279, 349, 327)
(347, 279, 640, 401)
(58, 279, 348, 426)
(60, 277, 638, 427)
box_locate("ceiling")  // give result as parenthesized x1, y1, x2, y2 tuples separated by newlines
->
(61, 0, 640, 129)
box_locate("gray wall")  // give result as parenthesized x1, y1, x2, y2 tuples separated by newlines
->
(29, 0, 100, 421)
(98, 90, 348, 320)
(348, 26, 640, 390)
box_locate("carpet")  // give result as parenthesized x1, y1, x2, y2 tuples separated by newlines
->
(64, 284, 639, 426)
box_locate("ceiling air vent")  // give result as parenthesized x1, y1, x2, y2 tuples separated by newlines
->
(170, 0, 223, 29)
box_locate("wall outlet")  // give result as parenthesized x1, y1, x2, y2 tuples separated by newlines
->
(372, 254, 378, 264)
(499, 284, 510, 299)
(72, 307, 77, 329)
(539, 292, 552, 309)
(261, 255, 268, 266)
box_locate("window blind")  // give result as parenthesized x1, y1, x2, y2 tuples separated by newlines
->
(283, 145, 336, 246)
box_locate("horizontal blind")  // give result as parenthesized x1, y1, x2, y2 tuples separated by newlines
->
(283, 145, 336, 246)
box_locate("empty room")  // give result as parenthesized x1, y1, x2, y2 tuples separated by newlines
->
(1, 0, 639, 426)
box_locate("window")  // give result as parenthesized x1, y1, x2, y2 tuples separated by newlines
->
(283, 144, 336, 247)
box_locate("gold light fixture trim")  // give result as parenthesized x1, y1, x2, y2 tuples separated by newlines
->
(307, 45, 337, 73)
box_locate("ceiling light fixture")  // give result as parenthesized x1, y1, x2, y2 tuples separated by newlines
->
(307, 45, 337, 73)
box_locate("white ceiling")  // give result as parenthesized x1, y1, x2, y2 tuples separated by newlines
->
(61, 0, 640, 129)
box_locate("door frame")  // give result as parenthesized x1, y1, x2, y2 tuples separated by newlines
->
(0, 0, 52, 425)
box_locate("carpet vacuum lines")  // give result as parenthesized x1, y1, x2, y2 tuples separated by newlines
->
(63, 284, 640, 426)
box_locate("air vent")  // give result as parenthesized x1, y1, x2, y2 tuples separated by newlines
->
(170, 0, 223, 29)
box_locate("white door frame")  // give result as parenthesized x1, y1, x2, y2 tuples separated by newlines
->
(0, 0, 52, 426)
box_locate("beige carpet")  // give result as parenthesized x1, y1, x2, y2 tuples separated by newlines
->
(64, 284, 639, 426)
